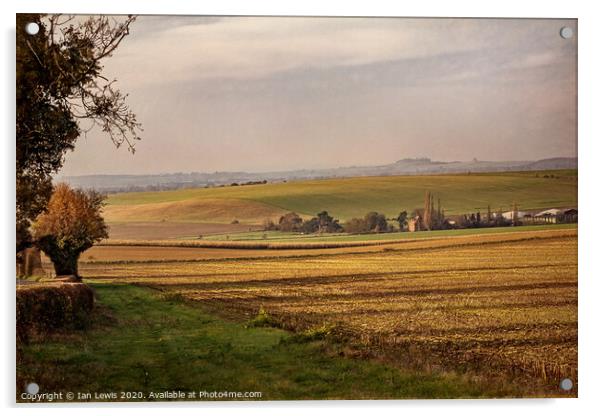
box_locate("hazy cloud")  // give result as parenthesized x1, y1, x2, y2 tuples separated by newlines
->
(59, 16, 577, 176)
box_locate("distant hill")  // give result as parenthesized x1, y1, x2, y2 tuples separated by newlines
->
(98, 168, 577, 239)
(522, 157, 578, 170)
(57, 157, 577, 192)
(103, 169, 577, 223)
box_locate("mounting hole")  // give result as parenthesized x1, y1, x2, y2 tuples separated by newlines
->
(26, 382, 39, 394)
(560, 26, 573, 39)
(25, 22, 40, 35)
(560, 378, 573, 391)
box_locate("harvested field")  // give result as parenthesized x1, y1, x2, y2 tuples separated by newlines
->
(80, 228, 577, 393)
(96, 227, 576, 250)
(106, 221, 262, 240)
(104, 197, 289, 224)
(80, 228, 575, 263)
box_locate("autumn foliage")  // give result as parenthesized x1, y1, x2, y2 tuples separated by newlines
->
(33, 183, 108, 278)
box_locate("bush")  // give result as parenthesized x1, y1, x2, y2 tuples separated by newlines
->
(301, 211, 342, 234)
(364, 212, 389, 232)
(263, 218, 278, 231)
(344, 217, 369, 234)
(278, 212, 303, 232)
(345, 212, 390, 234)
(300, 217, 320, 233)
(16, 283, 94, 343)
(245, 307, 279, 328)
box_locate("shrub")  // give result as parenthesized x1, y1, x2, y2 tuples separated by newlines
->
(317, 211, 342, 233)
(16, 283, 94, 343)
(396, 211, 408, 230)
(301, 211, 342, 234)
(285, 324, 334, 344)
(344, 217, 369, 234)
(345, 212, 390, 233)
(278, 212, 303, 232)
(300, 217, 320, 233)
(263, 218, 278, 231)
(246, 307, 279, 328)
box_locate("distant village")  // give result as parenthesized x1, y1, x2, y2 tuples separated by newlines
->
(405, 191, 578, 232)
(265, 190, 578, 235)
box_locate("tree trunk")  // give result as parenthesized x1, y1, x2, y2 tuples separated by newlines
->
(52, 255, 80, 279)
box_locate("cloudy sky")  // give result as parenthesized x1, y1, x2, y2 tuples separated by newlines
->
(60, 16, 577, 176)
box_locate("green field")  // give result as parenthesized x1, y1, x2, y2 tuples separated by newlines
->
(197, 223, 577, 243)
(105, 170, 577, 226)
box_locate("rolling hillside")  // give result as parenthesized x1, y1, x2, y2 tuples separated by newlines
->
(104, 170, 577, 228)
(61, 157, 577, 192)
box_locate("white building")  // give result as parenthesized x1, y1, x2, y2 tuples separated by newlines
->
(535, 208, 562, 217)
(501, 210, 529, 221)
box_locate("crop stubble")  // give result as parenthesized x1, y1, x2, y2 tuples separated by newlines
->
(80, 229, 577, 391)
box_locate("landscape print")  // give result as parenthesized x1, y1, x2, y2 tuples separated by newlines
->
(16, 15, 577, 401)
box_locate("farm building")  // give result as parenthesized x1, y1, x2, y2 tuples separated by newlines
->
(501, 210, 529, 221)
(534, 208, 578, 224)
(563, 208, 578, 222)
(407, 215, 424, 232)
(534, 208, 562, 223)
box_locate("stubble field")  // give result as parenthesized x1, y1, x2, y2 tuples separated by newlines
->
(79, 228, 578, 395)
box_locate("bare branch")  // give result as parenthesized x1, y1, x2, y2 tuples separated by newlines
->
(41, 14, 142, 152)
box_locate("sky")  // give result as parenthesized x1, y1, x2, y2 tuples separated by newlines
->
(59, 16, 577, 176)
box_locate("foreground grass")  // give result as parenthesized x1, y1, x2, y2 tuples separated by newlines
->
(17, 284, 501, 402)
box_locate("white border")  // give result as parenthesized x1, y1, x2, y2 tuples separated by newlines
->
(2, 1, 601, 415)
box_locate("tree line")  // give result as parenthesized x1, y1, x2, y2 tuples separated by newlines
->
(264, 191, 523, 236)
(265, 210, 409, 234)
